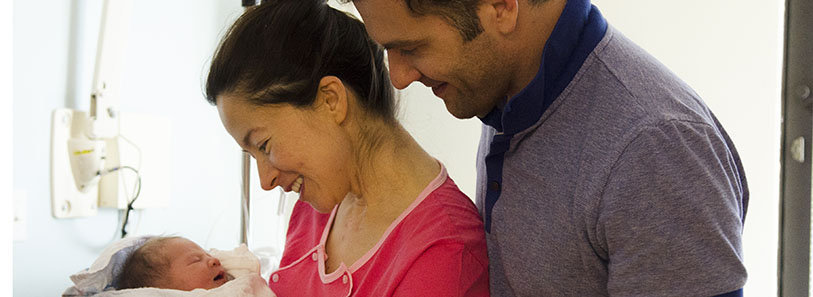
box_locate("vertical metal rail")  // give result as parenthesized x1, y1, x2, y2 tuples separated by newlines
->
(239, 0, 257, 245)
(780, 0, 813, 295)
(240, 152, 251, 245)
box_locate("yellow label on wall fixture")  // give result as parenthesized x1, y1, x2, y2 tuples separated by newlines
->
(73, 149, 95, 155)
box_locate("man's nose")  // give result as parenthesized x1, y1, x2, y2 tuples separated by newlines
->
(387, 51, 422, 90)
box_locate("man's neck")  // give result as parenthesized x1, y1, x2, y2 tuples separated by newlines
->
(506, 0, 567, 99)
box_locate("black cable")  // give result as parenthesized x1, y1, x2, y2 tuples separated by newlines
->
(101, 166, 142, 238)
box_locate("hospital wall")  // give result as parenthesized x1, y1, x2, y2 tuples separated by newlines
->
(12, 1, 783, 297)
(12, 1, 249, 295)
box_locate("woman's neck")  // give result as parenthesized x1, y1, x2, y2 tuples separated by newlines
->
(341, 122, 440, 224)
(323, 120, 439, 272)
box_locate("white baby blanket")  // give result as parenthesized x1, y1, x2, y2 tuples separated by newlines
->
(87, 274, 273, 297)
(63, 236, 275, 297)
(208, 244, 260, 279)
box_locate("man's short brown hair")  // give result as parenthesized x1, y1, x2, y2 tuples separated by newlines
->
(344, 0, 549, 42)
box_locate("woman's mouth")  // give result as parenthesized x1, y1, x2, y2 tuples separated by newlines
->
(291, 176, 304, 193)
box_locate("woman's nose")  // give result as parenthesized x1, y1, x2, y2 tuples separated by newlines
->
(387, 52, 421, 90)
(256, 159, 279, 191)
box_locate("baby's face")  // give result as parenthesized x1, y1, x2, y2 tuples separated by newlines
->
(162, 238, 229, 291)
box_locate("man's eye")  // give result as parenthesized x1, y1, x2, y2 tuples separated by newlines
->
(400, 47, 417, 56)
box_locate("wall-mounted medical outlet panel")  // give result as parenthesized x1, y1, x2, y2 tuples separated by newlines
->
(51, 109, 172, 217)
(51, 108, 101, 218)
(98, 112, 172, 209)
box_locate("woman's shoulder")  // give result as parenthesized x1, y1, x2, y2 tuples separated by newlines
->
(424, 176, 483, 226)
(369, 175, 488, 276)
(396, 176, 486, 247)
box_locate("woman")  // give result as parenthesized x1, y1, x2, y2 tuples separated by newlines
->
(205, 1, 489, 296)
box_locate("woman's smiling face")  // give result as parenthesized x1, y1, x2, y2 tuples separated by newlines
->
(216, 90, 354, 213)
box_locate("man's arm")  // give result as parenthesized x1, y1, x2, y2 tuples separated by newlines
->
(597, 120, 747, 296)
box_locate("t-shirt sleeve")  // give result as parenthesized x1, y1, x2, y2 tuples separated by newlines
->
(597, 120, 747, 296)
(392, 243, 489, 297)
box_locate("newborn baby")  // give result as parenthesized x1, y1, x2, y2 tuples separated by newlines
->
(116, 236, 230, 291)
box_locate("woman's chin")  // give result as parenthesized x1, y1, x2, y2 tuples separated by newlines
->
(300, 186, 342, 214)
(307, 201, 336, 214)
(303, 197, 339, 214)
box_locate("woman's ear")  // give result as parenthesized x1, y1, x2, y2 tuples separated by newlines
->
(316, 76, 348, 125)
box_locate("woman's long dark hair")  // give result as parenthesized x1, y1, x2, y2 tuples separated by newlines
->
(205, 0, 396, 122)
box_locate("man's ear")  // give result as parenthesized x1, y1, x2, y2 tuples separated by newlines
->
(479, 0, 519, 35)
(316, 76, 348, 125)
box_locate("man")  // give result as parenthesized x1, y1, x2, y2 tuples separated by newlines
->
(350, 0, 748, 296)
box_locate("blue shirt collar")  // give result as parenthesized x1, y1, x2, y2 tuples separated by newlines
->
(480, 0, 607, 134)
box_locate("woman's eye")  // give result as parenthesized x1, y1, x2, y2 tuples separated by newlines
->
(258, 140, 269, 154)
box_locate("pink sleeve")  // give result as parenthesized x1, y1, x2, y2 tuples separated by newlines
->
(392, 243, 490, 297)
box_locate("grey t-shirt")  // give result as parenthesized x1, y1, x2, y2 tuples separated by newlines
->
(476, 26, 748, 296)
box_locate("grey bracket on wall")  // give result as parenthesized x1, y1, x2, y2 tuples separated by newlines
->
(781, 0, 813, 295)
